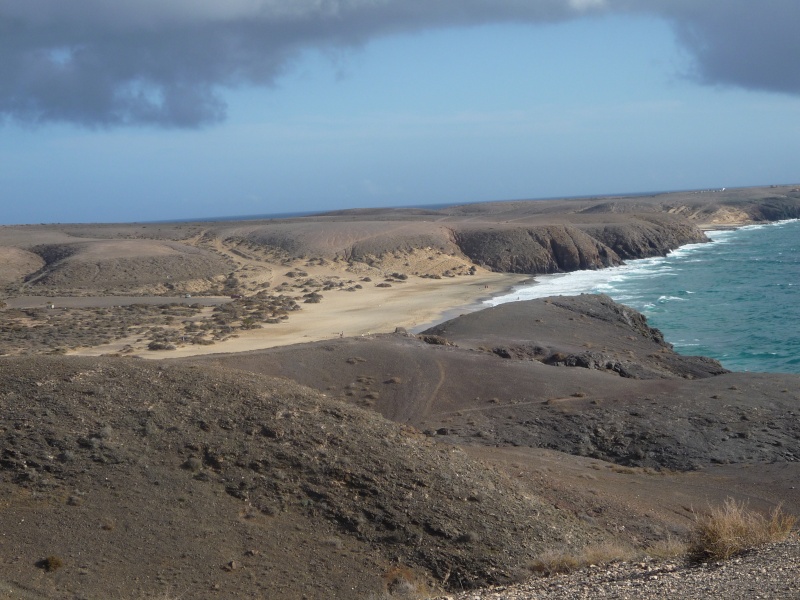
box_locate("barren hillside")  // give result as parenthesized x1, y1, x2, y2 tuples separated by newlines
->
(0, 356, 607, 599)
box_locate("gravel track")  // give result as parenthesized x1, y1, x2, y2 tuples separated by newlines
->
(437, 540, 800, 599)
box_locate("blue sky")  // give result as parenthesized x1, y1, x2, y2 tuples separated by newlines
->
(2, 2, 800, 225)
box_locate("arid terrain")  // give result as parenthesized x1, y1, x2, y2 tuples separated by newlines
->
(1, 186, 800, 599)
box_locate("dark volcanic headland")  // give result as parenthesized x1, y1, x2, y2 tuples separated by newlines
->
(1, 186, 800, 599)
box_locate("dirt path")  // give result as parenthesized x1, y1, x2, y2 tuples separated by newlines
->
(5, 296, 231, 309)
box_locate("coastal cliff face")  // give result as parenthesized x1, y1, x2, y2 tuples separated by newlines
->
(240, 217, 707, 277)
(452, 225, 622, 274)
(580, 215, 708, 261)
(740, 196, 800, 222)
(652, 195, 800, 226)
(451, 216, 707, 274)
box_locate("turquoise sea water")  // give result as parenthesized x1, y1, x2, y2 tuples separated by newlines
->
(488, 219, 800, 374)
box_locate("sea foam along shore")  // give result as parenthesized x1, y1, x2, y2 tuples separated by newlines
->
(67, 218, 799, 361)
(485, 219, 800, 374)
(484, 219, 800, 306)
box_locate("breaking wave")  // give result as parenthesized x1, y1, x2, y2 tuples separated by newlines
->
(488, 219, 800, 373)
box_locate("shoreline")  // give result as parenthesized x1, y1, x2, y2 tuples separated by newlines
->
(67, 270, 530, 359)
(47, 218, 800, 360)
(486, 219, 800, 374)
(55, 224, 747, 358)
(410, 221, 766, 332)
(408, 275, 535, 333)
(485, 220, 763, 307)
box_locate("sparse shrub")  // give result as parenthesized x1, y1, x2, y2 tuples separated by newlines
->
(609, 465, 637, 475)
(100, 519, 116, 531)
(530, 542, 634, 576)
(580, 542, 635, 566)
(240, 317, 261, 329)
(182, 457, 203, 472)
(540, 351, 568, 365)
(416, 334, 452, 346)
(646, 535, 689, 559)
(147, 341, 176, 351)
(37, 555, 63, 572)
(321, 536, 344, 550)
(373, 566, 430, 599)
(529, 550, 580, 576)
(689, 498, 796, 561)
(454, 531, 477, 544)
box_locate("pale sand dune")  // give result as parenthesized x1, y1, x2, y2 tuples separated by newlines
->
(69, 271, 529, 359)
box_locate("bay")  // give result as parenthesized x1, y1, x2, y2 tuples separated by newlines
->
(487, 219, 800, 374)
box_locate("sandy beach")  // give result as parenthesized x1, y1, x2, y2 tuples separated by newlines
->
(67, 270, 529, 358)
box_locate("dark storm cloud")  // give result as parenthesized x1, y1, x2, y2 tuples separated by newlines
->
(631, 0, 800, 94)
(1, 1, 798, 128)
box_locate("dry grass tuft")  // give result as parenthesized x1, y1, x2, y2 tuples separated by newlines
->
(689, 498, 796, 561)
(645, 535, 689, 559)
(529, 550, 580, 576)
(529, 541, 634, 576)
(366, 566, 433, 599)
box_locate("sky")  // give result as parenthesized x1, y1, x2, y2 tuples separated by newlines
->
(2, 1, 800, 225)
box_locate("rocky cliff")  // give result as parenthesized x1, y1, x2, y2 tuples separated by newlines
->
(451, 215, 707, 274)
(452, 225, 622, 274)
(579, 215, 708, 261)
(738, 196, 800, 222)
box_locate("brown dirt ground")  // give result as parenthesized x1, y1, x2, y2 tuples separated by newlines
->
(2, 188, 800, 599)
(183, 296, 800, 556)
(0, 357, 606, 599)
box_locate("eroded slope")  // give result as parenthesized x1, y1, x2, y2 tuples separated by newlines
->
(0, 356, 602, 599)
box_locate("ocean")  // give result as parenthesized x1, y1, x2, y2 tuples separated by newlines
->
(487, 219, 800, 374)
